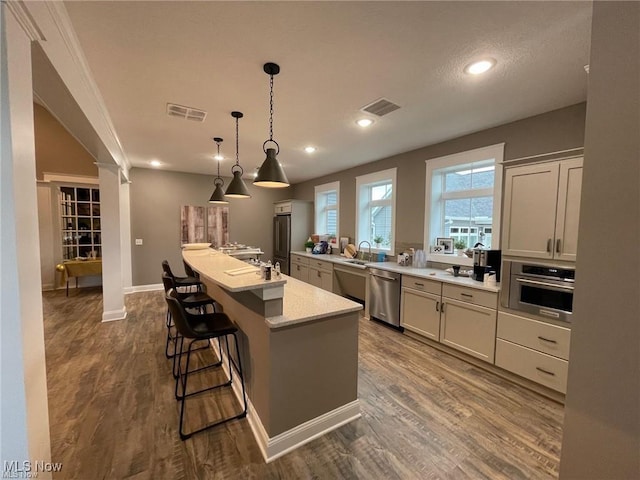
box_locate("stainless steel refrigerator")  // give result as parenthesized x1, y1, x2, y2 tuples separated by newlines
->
(273, 214, 291, 275)
(272, 200, 312, 276)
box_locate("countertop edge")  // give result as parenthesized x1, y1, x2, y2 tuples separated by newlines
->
(290, 251, 500, 293)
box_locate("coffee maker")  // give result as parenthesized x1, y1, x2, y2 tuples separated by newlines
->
(472, 249, 502, 282)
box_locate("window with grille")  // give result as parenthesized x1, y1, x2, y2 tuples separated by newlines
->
(60, 186, 101, 260)
(425, 144, 504, 254)
(314, 181, 339, 245)
(356, 168, 397, 254)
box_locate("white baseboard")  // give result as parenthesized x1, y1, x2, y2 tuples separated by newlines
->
(209, 340, 361, 463)
(41, 283, 56, 292)
(102, 307, 127, 322)
(124, 283, 163, 294)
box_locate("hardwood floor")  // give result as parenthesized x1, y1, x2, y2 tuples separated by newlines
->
(43, 288, 563, 479)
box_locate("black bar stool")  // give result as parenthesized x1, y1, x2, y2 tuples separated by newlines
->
(162, 260, 204, 294)
(183, 260, 199, 279)
(162, 273, 219, 378)
(165, 295, 247, 440)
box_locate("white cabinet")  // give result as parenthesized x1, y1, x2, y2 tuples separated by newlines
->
(495, 311, 571, 393)
(290, 254, 309, 282)
(308, 258, 333, 292)
(440, 298, 497, 363)
(502, 157, 583, 261)
(401, 276, 442, 340)
(401, 276, 498, 363)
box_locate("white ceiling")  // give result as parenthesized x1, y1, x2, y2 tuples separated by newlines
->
(62, 1, 592, 184)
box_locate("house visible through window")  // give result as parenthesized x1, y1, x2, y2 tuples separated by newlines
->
(356, 168, 397, 254)
(314, 181, 339, 245)
(425, 144, 504, 255)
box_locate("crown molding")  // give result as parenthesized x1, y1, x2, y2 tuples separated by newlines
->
(4, 0, 46, 41)
(42, 1, 132, 173)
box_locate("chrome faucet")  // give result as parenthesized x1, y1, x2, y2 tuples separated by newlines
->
(357, 241, 372, 262)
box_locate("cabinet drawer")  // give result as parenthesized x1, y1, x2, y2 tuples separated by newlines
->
(497, 311, 571, 360)
(274, 202, 292, 214)
(443, 284, 497, 309)
(495, 339, 568, 393)
(402, 275, 441, 295)
(291, 254, 309, 266)
(309, 259, 333, 272)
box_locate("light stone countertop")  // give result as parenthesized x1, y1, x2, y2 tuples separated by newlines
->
(184, 248, 362, 329)
(183, 249, 286, 293)
(265, 276, 363, 329)
(291, 250, 500, 293)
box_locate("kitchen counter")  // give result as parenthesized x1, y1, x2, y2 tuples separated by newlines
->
(291, 250, 500, 293)
(182, 248, 361, 461)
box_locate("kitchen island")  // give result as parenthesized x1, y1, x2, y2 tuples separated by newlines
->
(182, 249, 363, 462)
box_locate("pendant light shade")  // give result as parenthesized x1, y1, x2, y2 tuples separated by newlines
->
(225, 111, 251, 199)
(254, 62, 290, 188)
(209, 137, 229, 204)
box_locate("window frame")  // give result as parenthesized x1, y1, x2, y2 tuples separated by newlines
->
(314, 181, 340, 247)
(424, 144, 504, 265)
(355, 167, 397, 255)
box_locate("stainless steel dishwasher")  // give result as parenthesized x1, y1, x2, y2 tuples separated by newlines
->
(369, 268, 401, 328)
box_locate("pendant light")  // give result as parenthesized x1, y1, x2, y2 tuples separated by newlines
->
(209, 137, 228, 204)
(254, 62, 290, 188)
(224, 111, 251, 198)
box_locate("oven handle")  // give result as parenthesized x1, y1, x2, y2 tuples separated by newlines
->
(516, 278, 574, 291)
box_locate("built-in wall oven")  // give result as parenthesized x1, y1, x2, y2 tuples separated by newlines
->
(501, 260, 575, 323)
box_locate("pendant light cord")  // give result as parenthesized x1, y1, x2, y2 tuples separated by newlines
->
(235, 116, 240, 167)
(269, 73, 274, 142)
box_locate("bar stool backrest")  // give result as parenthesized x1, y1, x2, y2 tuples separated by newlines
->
(183, 261, 197, 278)
(165, 295, 199, 339)
(161, 260, 175, 280)
(161, 272, 177, 296)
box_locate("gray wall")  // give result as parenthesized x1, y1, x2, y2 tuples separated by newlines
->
(293, 103, 586, 251)
(129, 168, 290, 285)
(559, 2, 640, 478)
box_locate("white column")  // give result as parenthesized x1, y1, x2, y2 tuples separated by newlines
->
(1, 2, 52, 474)
(120, 177, 133, 291)
(97, 163, 127, 321)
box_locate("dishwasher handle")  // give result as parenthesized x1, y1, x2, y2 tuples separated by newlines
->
(371, 273, 398, 281)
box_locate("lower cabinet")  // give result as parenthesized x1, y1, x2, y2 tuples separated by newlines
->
(495, 311, 571, 393)
(309, 266, 333, 291)
(401, 287, 441, 340)
(440, 299, 497, 362)
(290, 254, 309, 282)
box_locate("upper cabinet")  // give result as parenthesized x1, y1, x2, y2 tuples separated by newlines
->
(502, 157, 583, 261)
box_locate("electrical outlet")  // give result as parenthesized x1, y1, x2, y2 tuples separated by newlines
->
(135, 239, 143, 246)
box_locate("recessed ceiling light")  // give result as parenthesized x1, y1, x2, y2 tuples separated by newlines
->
(464, 58, 496, 75)
(304, 146, 316, 154)
(150, 160, 162, 167)
(356, 118, 374, 128)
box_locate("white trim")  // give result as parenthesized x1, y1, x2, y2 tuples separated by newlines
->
(45, 1, 131, 176)
(210, 340, 361, 463)
(314, 181, 340, 245)
(101, 307, 127, 322)
(424, 144, 504, 255)
(42, 172, 99, 185)
(5, 0, 46, 41)
(124, 284, 163, 294)
(355, 167, 398, 255)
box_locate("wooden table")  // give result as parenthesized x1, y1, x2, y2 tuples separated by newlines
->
(57, 259, 102, 296)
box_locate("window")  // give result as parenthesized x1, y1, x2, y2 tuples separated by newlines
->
(356, 168, 397, 254)
(425, 144, 504, 257)
(60, 186, 101, 260)
(314, 181, 339, 245)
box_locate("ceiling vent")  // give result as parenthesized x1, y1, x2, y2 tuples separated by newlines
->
(166, 103, 207, 122)
(361, 98, 401, 117)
